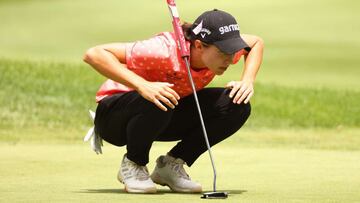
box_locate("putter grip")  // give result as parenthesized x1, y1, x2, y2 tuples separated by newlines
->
(166, 0, 190, 57)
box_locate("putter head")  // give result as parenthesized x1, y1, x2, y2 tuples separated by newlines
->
(201, 191, 228, 199)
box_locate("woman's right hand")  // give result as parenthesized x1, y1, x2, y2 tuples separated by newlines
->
(136, 81, 180, 111)
(83, 44, 179, 111)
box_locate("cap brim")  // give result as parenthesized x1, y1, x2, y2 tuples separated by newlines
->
(213, 37, 250, 55)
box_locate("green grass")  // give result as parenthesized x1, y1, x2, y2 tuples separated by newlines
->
(3, 127, 360, 152)
(1, 58, 359, 143)
(1, 143, 359, 203)
(1, 0, 360, 89)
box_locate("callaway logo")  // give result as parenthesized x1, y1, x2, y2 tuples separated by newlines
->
(219, 24, 239, 34)
(192, 20, 211, 38)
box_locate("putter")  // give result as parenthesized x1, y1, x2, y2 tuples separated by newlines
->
(166, 0, 228, 199)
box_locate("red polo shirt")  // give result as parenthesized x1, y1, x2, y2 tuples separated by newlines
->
(95, 32, 245, 102)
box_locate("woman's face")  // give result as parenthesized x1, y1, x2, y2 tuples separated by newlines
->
(200, 43, 234, 75)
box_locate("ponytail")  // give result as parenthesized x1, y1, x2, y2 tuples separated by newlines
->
(181, 22, 194, 41)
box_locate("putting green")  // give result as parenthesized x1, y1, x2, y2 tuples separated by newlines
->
(1, 142, 359, 203)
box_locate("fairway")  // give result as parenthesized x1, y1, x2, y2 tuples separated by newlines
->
(1, 142, 359, 203)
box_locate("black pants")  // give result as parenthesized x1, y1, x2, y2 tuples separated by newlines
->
(94, 88, 251, 166)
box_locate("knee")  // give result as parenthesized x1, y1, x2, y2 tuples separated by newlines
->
(228, 102, 251, 124)
(216, 91, 251, 119)
(223, 102, 251, 136)
(237, 102, 251, 119)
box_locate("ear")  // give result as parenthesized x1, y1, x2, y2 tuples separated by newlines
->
(193, 39, 204, 51)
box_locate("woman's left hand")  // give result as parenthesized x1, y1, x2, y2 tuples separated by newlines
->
(225, 80, 254, 104)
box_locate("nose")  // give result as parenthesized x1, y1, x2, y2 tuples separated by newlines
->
(225, 54, 234, 63)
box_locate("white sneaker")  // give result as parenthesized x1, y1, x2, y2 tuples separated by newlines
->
(117, 154, 157, 193)
(150, 154, 202, 193)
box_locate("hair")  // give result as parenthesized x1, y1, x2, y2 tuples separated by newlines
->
(181, 22, 209, 47)
(181, 22, 194, 41)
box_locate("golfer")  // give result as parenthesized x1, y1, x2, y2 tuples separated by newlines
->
(83, 9, 263, 193)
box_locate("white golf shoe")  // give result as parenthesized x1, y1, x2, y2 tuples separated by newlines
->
(117, 154, 157, 193)
(150, 154, 202, 193)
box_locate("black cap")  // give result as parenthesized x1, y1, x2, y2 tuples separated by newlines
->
(190, 9, 250, 54)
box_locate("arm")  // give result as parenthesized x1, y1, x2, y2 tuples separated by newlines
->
(83, 43, 179, 111)
(240, 34, 264, 83)
(83, 43, 150, 90)
(226, 34, 264, 104)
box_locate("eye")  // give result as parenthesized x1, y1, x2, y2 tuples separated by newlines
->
(218, 50, 233, 59)
(217, 50, 226, 56)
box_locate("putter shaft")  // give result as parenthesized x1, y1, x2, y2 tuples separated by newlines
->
(183, 57, 217, 192)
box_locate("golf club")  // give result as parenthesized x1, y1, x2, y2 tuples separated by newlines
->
(166, 0, 228, 199)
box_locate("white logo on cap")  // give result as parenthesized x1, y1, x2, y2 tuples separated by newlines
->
(192, 20, 211, 38)
(219, 24, 239, 35)
(192, 20, 203, 35)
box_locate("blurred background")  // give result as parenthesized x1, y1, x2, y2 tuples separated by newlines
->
(1, 1, 360, 202)
(1, 0, 359, 143)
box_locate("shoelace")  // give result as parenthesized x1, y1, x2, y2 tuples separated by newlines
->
(134, 166, 150, 181)
(125, 162, 150, 181)
(171, 162, 190, 180)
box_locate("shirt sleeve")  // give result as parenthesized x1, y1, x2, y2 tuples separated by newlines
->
(232, 49, 248, 64)
(125, 35, 171, 71)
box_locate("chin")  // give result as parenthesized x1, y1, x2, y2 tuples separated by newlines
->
(215, 71, 225, 75)
(216, 68, 227, 75)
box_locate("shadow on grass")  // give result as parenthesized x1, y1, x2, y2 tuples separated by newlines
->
(76, 188, 247, 196)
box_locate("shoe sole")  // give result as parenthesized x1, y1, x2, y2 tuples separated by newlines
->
(151, 173, 202, 193)
(124, 185, 157, 194)
(117, 173, 157, 194)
